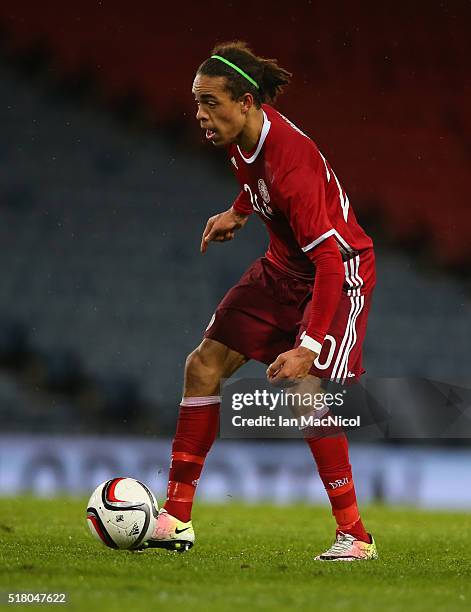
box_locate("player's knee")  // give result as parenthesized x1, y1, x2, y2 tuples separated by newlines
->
(184, 345, 221, 388)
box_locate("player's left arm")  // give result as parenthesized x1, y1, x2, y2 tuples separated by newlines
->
(267, 167, 344, 382)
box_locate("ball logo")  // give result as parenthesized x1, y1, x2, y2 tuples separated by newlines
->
(258, 178, 270, 204)
(129, 522, 140, 536)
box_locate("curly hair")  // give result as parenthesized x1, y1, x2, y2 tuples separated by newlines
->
(197, 41, 292, 108)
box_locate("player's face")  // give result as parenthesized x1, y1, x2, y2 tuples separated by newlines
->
(192, 74, 248, 147)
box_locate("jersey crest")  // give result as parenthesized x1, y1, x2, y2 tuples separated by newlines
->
(243, 183, 273, 220)
(258, 178, 270, 204)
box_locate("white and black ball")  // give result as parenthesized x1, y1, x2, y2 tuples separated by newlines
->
(86, 477, 158, 550)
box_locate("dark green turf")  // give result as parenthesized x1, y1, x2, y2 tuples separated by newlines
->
(0, 499, 470, 611)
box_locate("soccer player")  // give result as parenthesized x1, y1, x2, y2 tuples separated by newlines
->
(146, 42, 377, 561)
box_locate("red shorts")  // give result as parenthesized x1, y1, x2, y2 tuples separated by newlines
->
(204, 256, 374, 383)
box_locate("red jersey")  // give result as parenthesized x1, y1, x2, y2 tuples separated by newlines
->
(230, 104, 375, 292)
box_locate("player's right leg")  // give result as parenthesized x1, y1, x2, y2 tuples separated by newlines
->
(143, 256, 308, 551)
(142, 338, 247, 551)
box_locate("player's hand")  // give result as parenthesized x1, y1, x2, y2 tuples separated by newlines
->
(266, 347, 318, 382)
(200, 207, 249, 253)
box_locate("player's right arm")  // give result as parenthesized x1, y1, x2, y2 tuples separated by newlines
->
(200, 206, 249, 253)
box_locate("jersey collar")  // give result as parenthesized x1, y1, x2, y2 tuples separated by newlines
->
(237, 110, 271, 164)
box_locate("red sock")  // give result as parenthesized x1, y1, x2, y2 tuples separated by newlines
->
(305, 423, 369, 543)
(163, 396, 220, 522)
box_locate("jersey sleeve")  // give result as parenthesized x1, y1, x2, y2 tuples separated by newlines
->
(276, 165, 334, 252)
(232, 189, 254, 216)
(277, 165, 343, 352)
(301, 237, 344, 350)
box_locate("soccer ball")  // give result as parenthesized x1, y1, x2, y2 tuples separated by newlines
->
(86, 477, 158, 550)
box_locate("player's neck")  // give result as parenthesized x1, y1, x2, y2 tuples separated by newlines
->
(237, 108, 264, 153)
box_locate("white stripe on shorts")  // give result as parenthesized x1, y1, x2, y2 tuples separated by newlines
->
(330, 255, 365, 383)
(336, 295, 365, 383)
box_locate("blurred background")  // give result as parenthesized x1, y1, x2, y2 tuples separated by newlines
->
(0, 0, 470, 507)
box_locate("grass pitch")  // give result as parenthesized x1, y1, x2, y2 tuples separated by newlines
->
(0, 499, 470, 611)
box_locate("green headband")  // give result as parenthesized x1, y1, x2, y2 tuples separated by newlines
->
(210, 55, 259, 89)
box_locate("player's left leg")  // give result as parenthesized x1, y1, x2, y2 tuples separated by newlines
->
(295, 288, 378, 561)
(304, 415, 377, 561)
